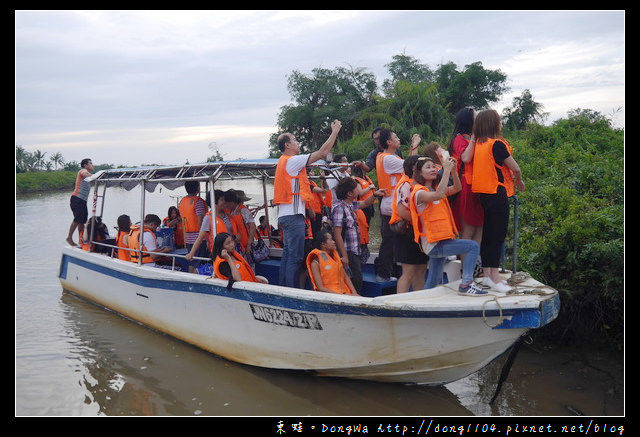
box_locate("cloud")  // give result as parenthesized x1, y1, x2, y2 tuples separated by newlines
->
(15, 10, 625, 167)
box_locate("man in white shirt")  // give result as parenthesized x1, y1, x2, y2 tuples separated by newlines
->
(274, 120, 342, 287)
(132, 214, 173, 267)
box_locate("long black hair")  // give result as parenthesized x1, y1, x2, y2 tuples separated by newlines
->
(403, 155, 420, 178)
(447, 107, 475, 153)
(212, 232, 233, 259)
(313, 229, 332, 250)
(212, 232, 236, 290)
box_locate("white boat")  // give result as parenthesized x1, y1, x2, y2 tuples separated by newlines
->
(58, 160, 559, 386)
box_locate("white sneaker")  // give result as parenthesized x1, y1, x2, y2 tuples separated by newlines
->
(492, 280, 512, 293)
(481, 277, 512, 293)
(481, 277, 494, 288)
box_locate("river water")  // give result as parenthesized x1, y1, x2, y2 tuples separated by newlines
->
(15, 180, 624, 418)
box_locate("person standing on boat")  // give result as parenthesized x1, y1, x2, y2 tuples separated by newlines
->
(224, 189, 256, 263)
(351, 165, 376, 225)
(358, 127, 403, 173)
(66, 158, 94, 247)
(391, 155, 429, 293)
(463, 109, 525, 293)
(331, 176, 385, 293)
(448, 107, 484, 249)
(274, 119, 342, 288)
(409, 157, 486, 295)
(374, 129, 420, 282)
(326, 154, 350, 207)
(178, 181, 209, 272)
(186, 189, 237, 269)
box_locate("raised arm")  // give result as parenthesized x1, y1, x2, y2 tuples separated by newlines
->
(309, 120, 342, 164)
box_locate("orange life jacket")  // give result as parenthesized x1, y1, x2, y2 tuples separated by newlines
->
(129, 227, 157, 264)
(258, 225, 282, 248)
(79, 229, 90, 251)
(390, 174, 413, 225)
(356, 209, 369, 245)
(354, 175, 375, 203)
(178, 195, 208, 233)
(230, 205, 250, 248)
(273, 155, 314, 205)
(409, 184, 458, 245)
(305, 248, 350, 294)
(308, 180, 324, 214)
(305, 217, 313, 240)
(213, 252, 258, 282)
(206, 211, 238, 253)
(375, 152, 404, 197)
(79, 226, 105, 252)
(471, 138, 515, 197)
(116, 230, 130, 261)
(163, 216, 185, 248)
(323, 189, 333, 207)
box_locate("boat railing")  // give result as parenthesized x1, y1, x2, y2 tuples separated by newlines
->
(88, 240, 211, 272)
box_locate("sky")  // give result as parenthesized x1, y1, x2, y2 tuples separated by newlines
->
(15, 10, 625, 168)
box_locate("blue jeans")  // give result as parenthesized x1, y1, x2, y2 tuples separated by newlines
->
(278, 214, 306, 287)
(425, 239, 479, 289)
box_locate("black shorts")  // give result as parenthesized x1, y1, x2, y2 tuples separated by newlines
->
(394, 229, 428, 265)
(70, 195, 88, 224)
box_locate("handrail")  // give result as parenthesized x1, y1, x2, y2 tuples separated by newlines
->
(83, 159, 344, 272)
(94, 240, 210, 272)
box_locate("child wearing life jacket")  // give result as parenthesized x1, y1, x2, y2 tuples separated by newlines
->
(163, 206, 185, 248)
(409, 156, 487, 295)
(306, 230, 358, 295)
(115, 214, 132, 261)
(212, 232, 268, 286)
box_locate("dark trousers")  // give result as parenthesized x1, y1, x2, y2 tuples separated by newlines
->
(375, 213, 396, 278)
(480, 191, 510, 267)
(347, 251, 363, 292)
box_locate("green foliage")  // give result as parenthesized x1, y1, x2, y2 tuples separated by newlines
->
(507, 111, 624, 346)
(270, 53, 510, 160)
(382, 53, 434, 94)
(16, 170, 77, 193)
(354, 81, 452, 143)
(434, 61, 509, 114)
(269, 66, 378, 157)
(502, 89, 548, 130)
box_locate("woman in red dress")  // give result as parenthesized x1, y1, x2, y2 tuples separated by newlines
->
(447, 107, 484, 246)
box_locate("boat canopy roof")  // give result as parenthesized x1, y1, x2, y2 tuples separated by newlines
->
(87, 159, 345, 192)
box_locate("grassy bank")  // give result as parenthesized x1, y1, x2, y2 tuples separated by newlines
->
(16, 170, 77, 194)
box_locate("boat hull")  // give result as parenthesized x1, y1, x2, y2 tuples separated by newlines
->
(58, 247, 559, 385)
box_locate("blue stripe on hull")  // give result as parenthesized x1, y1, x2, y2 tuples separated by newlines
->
(59, 253, 556, 328)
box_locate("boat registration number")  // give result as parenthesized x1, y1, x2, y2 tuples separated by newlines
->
(250, 304, 323, 330)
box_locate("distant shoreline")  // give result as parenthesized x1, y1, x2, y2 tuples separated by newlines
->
(15, 170, 76, 194)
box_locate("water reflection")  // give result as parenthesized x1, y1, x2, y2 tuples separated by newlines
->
(58, 293, 474, 416)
